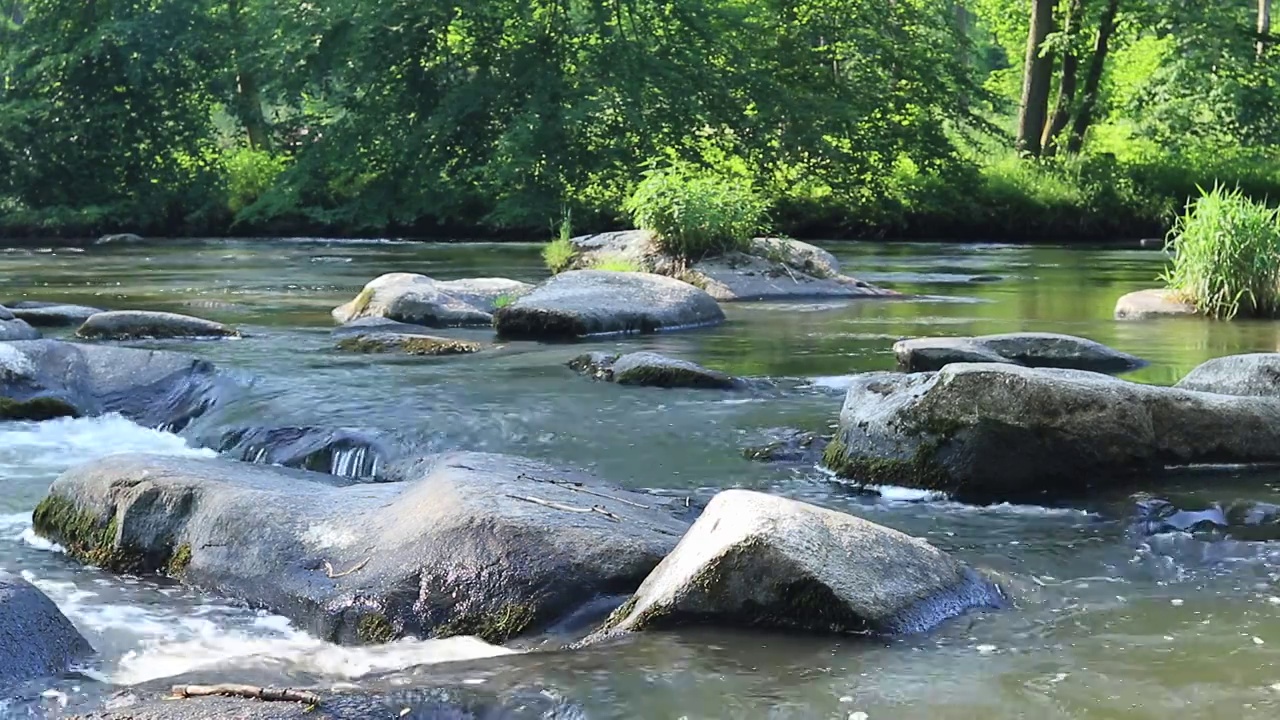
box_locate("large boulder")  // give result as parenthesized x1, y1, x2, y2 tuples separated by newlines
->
(568, 351, 740, 389)
(1175, 353, 1280, 397)
(594, 490, 1003, 638)
(494, 270, 724, 340)
(33, 451, 692, 645)
(0, 340, 228, 429)
(0, 315, 40, 341)
(7, 301, 103, 327)
(823, 362, 1280, 501)
(567, 232, 893, 302)
(332, 274, 532, 327)
(893, 332, 1145, 374)
(77, 311, 240, 341)
(0, 572, 93, 687)
(1114, 288, 1198, 320)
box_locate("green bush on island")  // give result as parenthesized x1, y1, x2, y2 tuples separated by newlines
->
(1159, 184, 1280, 320)
(542, 214, 577, 274)
(623, 164, 767, 261)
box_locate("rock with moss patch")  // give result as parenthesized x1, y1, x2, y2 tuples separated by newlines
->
(741, 428, 828, 464)
(495, 270, 725, 340)
(34, 451, 692, 645)
(336, 332, 481, 356)
(590, 490, 1003, 639)
(1175, 353, 1280, 397)
(77, 311, 240, 340)
(825, 362, 1280, 502)
(893, 332, 1144, 374)
(8, 301, 104, 327)
(0, 339, 230, 430)
(332, 273, 532, 327)
(569, 351, 740, 389)
(1114, 288, 1198, 320)
(0, 572, 94, 687)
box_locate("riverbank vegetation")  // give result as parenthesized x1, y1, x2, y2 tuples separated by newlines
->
(0, 0, 1276, 241)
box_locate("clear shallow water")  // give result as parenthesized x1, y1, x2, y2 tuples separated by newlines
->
(4, 239, 1280, 717)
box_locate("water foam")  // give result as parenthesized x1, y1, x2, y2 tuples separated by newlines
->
(0, 414, 216, 471)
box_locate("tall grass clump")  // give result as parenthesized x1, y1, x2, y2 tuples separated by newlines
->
(623, 163, 766, 260)
(1159, 184, 1280, 319)
(542, 210, 577, 274)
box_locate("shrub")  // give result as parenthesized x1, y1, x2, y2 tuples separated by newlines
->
(223, 146, 288, 215)
(623, 164, 766, 260)
(589, 255, 643, 273)
(1159, 184, 1280, 319)
(542, 211, 577, 274)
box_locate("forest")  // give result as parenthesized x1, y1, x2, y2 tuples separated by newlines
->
(0, 0, 1275, 241)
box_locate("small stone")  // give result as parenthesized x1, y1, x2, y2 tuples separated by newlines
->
(1254, 636, 1266, 645)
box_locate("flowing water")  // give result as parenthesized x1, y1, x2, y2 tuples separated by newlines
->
(4, 238, 1280, 718)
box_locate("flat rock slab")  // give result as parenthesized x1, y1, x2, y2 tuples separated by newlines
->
(1115, 288, 1198, 320)
(894, 332, 1145, 374)
(77, 311, 240, 340)
(332, 273, 532, 327)
(824, 361, 1280, 502)
(0, 572, 93, 687)
(1175, 353, 1280, 397)
(34, 451, 692, 645)
(0, 317, 40, 341)
(594, 490, 1003, 638)
(1, 339, 228, 429)
(568, 351, 740, 389)
(335, 332, 482, 356)
(8, 302, 104, 327)
(494, 270, 725, 340)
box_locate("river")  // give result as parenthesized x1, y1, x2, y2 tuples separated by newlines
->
(3, 238, 1280, 718)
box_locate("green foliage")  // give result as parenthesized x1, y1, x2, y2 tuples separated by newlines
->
(1159, 185, 1280, 320)
(624, 165, 767, 260)
(224, 147, 289, 215)
(542, 212, 577, 274)
(588, 255, 644, 273)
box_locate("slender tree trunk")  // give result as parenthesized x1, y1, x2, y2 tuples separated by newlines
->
(1015, 0, 1056, 156)
(1041, 0, 1084, 157)
(1261, 0, 1272, 58)
(1065, 0, 1119, 155)
(228, 0, 269, 151)
(954, 0, 970, 113)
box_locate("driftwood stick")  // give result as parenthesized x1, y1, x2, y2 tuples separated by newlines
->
(170, 684, 322, 705)
(590, 506, 621, 522)
(517, 472, 650, 509)
(506, 494, 594, 514)
(323, 556, 370, 579)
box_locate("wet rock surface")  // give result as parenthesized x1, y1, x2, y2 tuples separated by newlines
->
(210, 425, 391, 479)
(8, 302, 105, 327)
(741, 428, 829, 464)
(332, 274, 531, 327)
(593, 490, 1004, 638)
(0, 572, 94, 688)
(34, 451, 693, 645)
(568, 351, 740, 389)
(1175, 353, 1280, 397)
(893, 332, 1145, 374)
(0, 314, 40, 341)
(77, 311, 240, 341)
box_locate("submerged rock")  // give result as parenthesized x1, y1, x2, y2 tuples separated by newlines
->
(567, 232, 893, 302)
(94, 232, 144, 244)
(8, 302, 104, 327)
(0, 572, 93, 687)
(568, 351, 740, 389)
(336, 332, 481, 356)
(1114, 288, 1198, 320)
(494, 270, 725, 340)
(0, 339, 228, 430)
(211, 425, 390, 479)
(823, 362, 1280, 501)
(0, 315, 40, 341)
(332, 273, 531, 327)
(741, 428, 829, 464)
(893, 332, 1145, 374)
(77, 311, 240, 341)
(1132, 496, 1280, 541)
(1175, 353, 1280, 397)
(594, 490, 1003, 638)
(34, 451, 691, 645)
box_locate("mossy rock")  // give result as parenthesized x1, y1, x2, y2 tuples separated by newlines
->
(166, 543, 192, 577)
(30, 495, 190, 575)
(356, 612, 397, 644)
(0, 396, 79, 421)
(434, 603, 538, 644)
(336, 333, 482, 356)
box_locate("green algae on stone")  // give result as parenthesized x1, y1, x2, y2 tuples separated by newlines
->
(356, 612, 396, 644)
(337, 334, 481, 356)
(31, 496, 144, 572)
(167, 543, 193, 577)
(0, 396, 79, 421)
(434, 603, 537, 643)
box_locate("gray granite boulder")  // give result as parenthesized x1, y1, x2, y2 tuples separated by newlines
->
(77, 311, 240, 340)
(0, 339, 228, 429)
(0, 316, 40, 341)
(495, 270, 724, 340)
(7, 301, 104, 327)
(1175, 354, 1280, 397)
(568, 351, 740, 389)
(823, 362, 1280, 501)
(0, 572, 93, 687)
(893, 332, 1145, 374)
(593, 490, 1003, 638)
(1115, 289, 1198, 320)
(332, 273, 531, 327)
(33, 451, 692, 645)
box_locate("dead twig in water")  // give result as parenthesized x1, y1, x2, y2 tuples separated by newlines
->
(323, 557, 370, 579)
(516, 472, 651, 509)
(170, 684, 322, 705)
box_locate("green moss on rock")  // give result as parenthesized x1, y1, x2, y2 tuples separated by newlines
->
(350, 287, 375, 317)
(0, 396, 79, 421)
(167, 543, 192, 577)
(356, 612, 396, 644)
(821, 433, 952, 490)
(434, 603, 537, 643)
(337, 335, 481, 355)
(31, 495, 147, 572)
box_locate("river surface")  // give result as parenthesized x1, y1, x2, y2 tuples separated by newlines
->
(3, 238, 1280, 718)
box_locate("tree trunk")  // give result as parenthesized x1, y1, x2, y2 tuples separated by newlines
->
(1065, 0, 1119, 155)
(1015, 0, 1056, 156)
(1040, 0, 1084, 157)
(228, 0, 269, 151)
(954, 0, 970, 112)
(1261, 0, 1272, 58)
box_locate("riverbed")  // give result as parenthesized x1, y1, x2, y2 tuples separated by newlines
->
(3, 238, 1280, 718)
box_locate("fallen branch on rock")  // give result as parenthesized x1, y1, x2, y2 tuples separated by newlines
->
(507, 494, 620, 521)
(516, 472, 651, 508)
(323, 556, 370, 579)
(170, 684, 322, 705)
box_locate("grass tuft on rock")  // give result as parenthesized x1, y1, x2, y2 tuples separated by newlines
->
(623, 163, 766, 261)
(588, 255, 644, 273)
(542, 212, 578, 274)
(1159, 184, 1280, 320)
